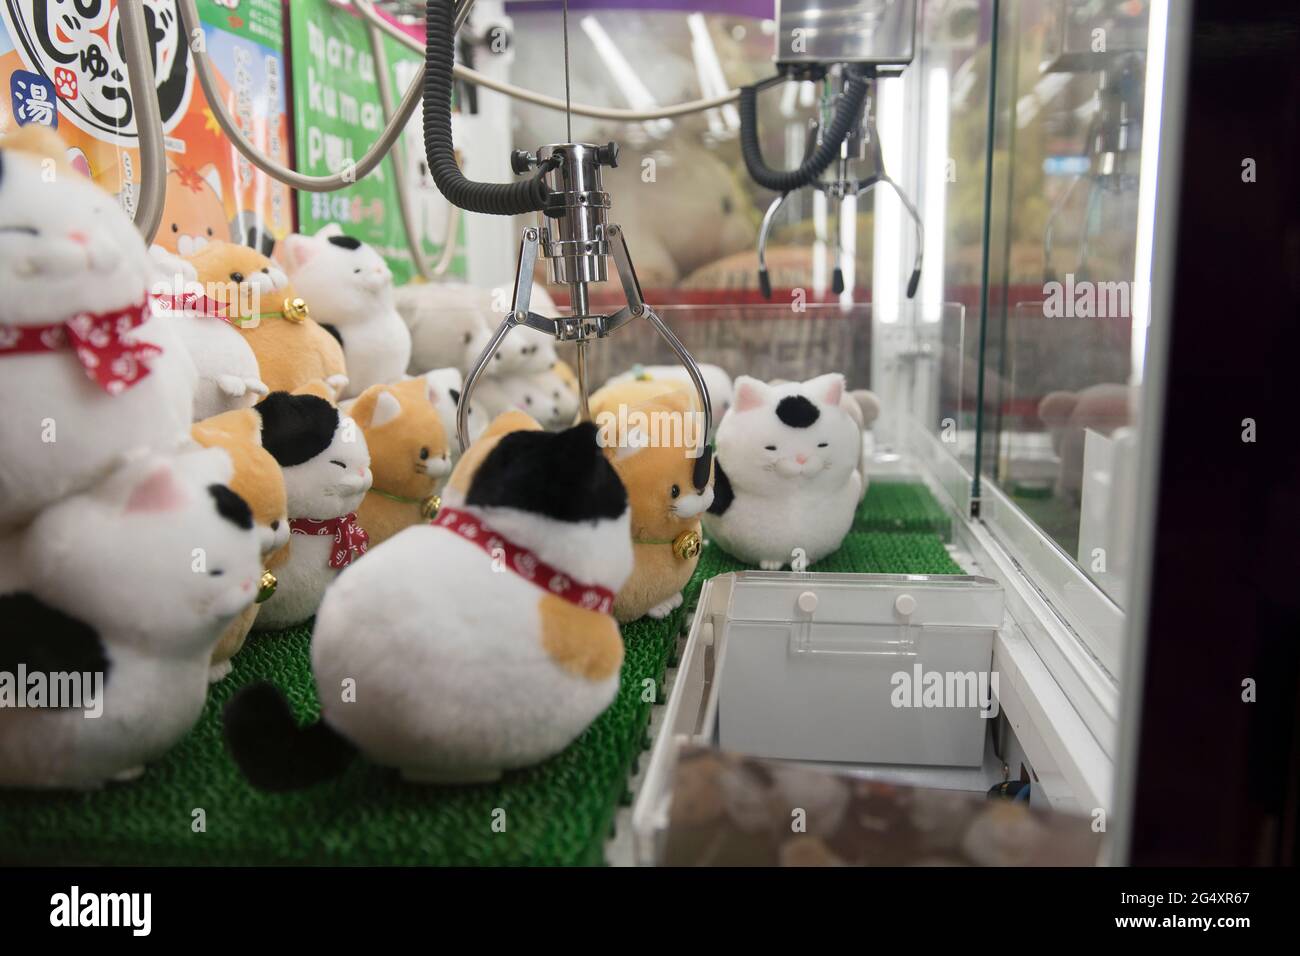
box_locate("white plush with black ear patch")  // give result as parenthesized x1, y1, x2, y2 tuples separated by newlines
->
(702, 374, 862, 569)
(251, 393, 372, 631)
(150, 248, 268, 420)
(281, 226, 411, 398)
(0, 138, 195, 530)
(0, 448, 262, 789)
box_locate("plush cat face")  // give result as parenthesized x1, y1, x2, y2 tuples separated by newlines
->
(715, 374, 858, 495)
(256, 392, 372, 520)
(470, 324, 558, 378)
(185, 241, 291, 323)
(280, 225, 394, 322)
(607, 395, 714, 541)
(26, 448, 262, 645)
(192, 408, 289, 557)
(351, 378, 451, 499)
(0, 127, 155, 326)
(492, 369, 578, 429)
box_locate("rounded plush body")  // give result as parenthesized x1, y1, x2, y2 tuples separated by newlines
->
(0, 128, 195, 530)
(251, 391, 372, 631)
(191, 408, 289, 677)
(225, 414, 633, 789)
(605, 393, 714, 622)
(703, 374, 862, 570)
(281, 226, 411, 398)
(186, 242, 348, 397)
(351, 377, 451, 547)
(0, 448, 262, 788)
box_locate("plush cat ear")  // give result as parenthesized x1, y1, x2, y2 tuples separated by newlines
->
(732, 376, 769, 413)
(316, 223, 345, 239)
(279, 233, 320, 270)
(125, 463, 188, 514)
(804, 373, 845, 408)
(370, 390, 402, 428)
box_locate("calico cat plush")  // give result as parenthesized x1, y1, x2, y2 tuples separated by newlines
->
(191, 408, 289, 679)
(606, 392, 714, 621)
(224, 414, 633, 788)
(186, 241, 348, 398)
(351, 378, 451, 547)
(0, 448, 262, 788)
(281, 226, 411, 398)
(0, 127, 195, 530)
(250, 389, 372, 631)
(703, 374, 862, 569)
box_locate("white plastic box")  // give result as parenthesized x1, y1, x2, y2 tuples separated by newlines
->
(714, 572, 1004, 767)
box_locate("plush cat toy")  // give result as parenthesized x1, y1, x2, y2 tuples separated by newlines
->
(605, 363, 734, 438)
(250, 388, 372, 632)
(394, 281, 559, 376)
(191, 408, 289, 679)
(224, 413, 633, 788)
(150, 247, 268, 420)
(605, 392, 714, 621)
(281, 226, 412, 398)
(0, 448, 262, 788)
(0, 127, 195, 530)
(703, 374, 862, 570)
(350, 378, 451, 547)
(186, 241, 348, 398)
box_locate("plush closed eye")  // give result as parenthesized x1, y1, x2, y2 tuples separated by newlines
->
(671, 484, 680, 499)
(764, 445, 777, 451)
(209, 569, 224, 577)
(354, 267, 362, 274)
(818, 442, 829, 448)
(0, 225, 39, 236)
(330, 459, 347, 469)
(419, 447, 430, 460)
(230, 271, 245, 283)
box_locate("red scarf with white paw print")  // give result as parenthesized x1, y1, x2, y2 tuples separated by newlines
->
(0, 298, 161, 394)
(432, 506, 615, 614)
(290, 514, 370, 570)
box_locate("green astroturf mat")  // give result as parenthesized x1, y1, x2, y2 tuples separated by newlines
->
(0, 480, 963, 865)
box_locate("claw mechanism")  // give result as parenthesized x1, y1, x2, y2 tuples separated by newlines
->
(456, 141, 715, 489)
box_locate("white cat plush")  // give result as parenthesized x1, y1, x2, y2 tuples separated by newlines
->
(251, 391, 373, 631)
(473, 367, 579, 430)
(281, 226, 411, 399)
(149, 247, 268, 420)
(0, 447, 262, 789)
(0, 127, 195, 530)
(224, 414, 632, 788)
(703, 374, 862, 570)
(425, 366, 487, 457)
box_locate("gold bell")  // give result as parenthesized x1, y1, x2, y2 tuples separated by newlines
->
(420, 494, 442, 522)
(255, 569, 278, 604)
(672, 529, 702, 561)
(281, 296, 309, 323)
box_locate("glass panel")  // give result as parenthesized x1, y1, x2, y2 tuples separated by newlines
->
(977, 0, 1156, 615)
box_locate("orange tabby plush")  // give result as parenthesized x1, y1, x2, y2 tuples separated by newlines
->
(191, 407, 289, 680)
(351, 377, 452, 547)
(185, 241, 348, 397)
(603, 391, 715, 622)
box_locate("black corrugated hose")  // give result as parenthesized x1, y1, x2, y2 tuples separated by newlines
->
(739, 69, 869, 194)
(424, 0, 550, 215)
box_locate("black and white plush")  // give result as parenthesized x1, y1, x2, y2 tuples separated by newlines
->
(225, 415, 633, 789)
(703, 374, 862, 569)
(250, 392, 372, 631)
(0, 448, 262, 789)
(281, 226, 411, 398)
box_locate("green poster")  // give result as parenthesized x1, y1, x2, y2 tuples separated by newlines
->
(288, 0, 464, 283)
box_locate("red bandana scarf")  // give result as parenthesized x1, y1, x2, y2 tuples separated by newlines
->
(290, 513, 370, 570)
(0, 297, 161, 394)
(432, 506, 615, 614)
(151, 291, 231, 323)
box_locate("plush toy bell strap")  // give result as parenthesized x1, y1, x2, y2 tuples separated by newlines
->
(432, 506, 615, 614)
(289, 513, 369, 570)
(371, 488, 441, 521)
(0, 298, 160, 394)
